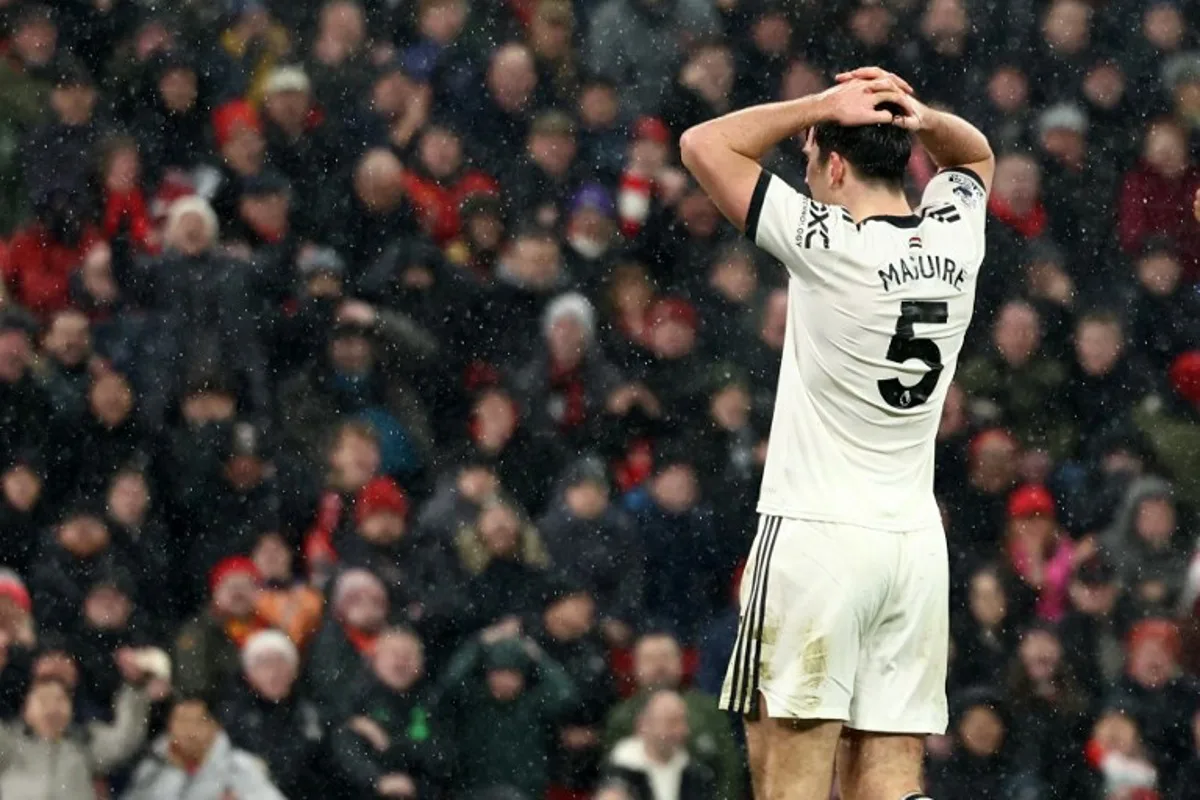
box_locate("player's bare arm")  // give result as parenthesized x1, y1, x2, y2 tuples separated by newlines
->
(837, 67, 995, 193)
(679, 77, 916, 232)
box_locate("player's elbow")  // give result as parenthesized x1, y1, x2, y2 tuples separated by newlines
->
(679, 126, 709, 174)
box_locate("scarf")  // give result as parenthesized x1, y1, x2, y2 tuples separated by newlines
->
(988, 193, 1047, 239)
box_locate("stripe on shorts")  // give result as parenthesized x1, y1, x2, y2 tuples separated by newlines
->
(731, 515, 781, 712)
(748, 518, 782, 706)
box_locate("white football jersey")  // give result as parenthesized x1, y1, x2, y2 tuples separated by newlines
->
(748, 167, 988, 531)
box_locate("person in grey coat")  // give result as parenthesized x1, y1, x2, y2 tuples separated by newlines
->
(123, 694, 285, 800)
(1101, 475, 1191, 614)
(0, 657, 156, 800)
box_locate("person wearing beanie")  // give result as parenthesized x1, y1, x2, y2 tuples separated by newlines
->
(206, 98, 267, 226)
(564, 182, 619, 278)
(1005, 483, 1091, 622)
(513, 291, 624, 449)
(173, 556, 267, 698)
(306, 568, 391, 710)
(219, 628, 327, 800)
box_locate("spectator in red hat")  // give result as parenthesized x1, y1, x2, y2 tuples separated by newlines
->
(207, 98, 267, 226)
(1006, 483, 1093, 622)
(173, 555, 267, 698)
(637, 296, 709, 432)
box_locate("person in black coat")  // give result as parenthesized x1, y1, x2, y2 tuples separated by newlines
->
(68, 568, 156, 713)
(927, 688, 1028, 799)
(1065, 311, 1152, 446)
(950, 567, 1018, 693)
(325, 149, 418, 281)
(603, 689, 717, 800)
(20, 57, 108, 207)
(131, 51, 211, 181)
(1058, 553, 1138, 702)
(0, 310, 54, 496)
(1129, 239, 1200, 375)
(330, 628, 450, 799)
(219, 629, 329, 800)
(0, 453, 47, 577)
(537, 457, 643, 647)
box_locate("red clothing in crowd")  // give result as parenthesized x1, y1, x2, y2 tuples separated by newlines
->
(1118, 163, 1200, 280)
(401, 169, 499, 245)
(103, 188, 158, 253)
(988, 194, 1049, 240)
(2, 223, 101, 319)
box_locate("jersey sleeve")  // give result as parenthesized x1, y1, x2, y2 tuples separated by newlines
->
(746, 169, 849, 280)
(919, 167, 988, 252)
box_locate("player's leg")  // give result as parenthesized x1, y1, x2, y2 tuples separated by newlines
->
(721, 518, 890, 799)
(841, 525, 950, 800)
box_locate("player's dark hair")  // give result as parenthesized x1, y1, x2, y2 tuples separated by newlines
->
(813, 101, 912, 189)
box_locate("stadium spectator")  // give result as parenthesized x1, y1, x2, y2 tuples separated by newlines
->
(173, 556, 266, 698)
(604, 689, 716, 800)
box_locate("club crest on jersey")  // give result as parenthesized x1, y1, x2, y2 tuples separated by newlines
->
(947, 171, 983, 208)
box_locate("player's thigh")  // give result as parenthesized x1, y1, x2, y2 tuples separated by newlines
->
(725, 518, 887, 722)
(848, 525, 950, 737)
(749, 691, 844, 800)
(838, 730, 926, 800)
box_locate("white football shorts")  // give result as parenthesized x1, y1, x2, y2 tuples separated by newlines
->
(719, 514, 950, 735)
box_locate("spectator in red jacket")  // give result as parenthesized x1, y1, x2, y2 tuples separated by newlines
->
(3, 188, 101, 319)
(401, 121, 499, 245)
(1118, 118, 1200, 280)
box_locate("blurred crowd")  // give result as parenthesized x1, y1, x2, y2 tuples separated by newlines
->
(0, 0, 1198, 798)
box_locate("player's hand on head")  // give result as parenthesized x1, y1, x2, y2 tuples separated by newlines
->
(819, 79, 920, 129)
(834, 66, 915, 95)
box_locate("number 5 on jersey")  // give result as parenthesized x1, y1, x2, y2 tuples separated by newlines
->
(877, 300, 948, 409)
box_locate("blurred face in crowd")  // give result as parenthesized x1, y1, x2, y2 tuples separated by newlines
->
(488, 44, 537, 113)
(969, 570, 1007, 629)
(456, 464, 498, 503)
(711, 384, 751, 431)
(1136, 496, 1176, 548)
(240, 190, 290, 239)
(1019, 628, 1063, 684)
(1143, 1, 1184, 50)
(849, 1, 893, 47)
(418, 126, 462, 180)
(51, 83, 97, 128)
(639, 691, 690, 763)
(246, 650, 298, 702)
(213, 574, 259, 618)
(1069, 575, 1118, 616)
(85, 585, 132, 630)
(478, 503, 521, 558)
(752, 11, 791, 56)
(710, 250, 757, 304)
(0, 330, 32, 384)
(565, 478, 607, 519)
(12, 15, 57, 67)
(34, 652, 79, 691)
(678, 187, 721, 238)
(993, 154, 1041, 213)
(567, 205, 615, 258)
(649, 318, 696, 360)
(1009, 513, 1057, 561)
(922, 0, 968, 47)
(1074, 318, 1123, 377)
(970, 432, 1017, 492)
(1042, 0, 1090, 54)
(610, 264, 654, 320)
(59, 514, 110, 559)
(547, 316, 587, 368)
(169, 700, 220, 762)
(1093, 712, 1141, 758)
(355, 149, 406, 213)
(1041, 125, 1085, 166)
(987, 66, 1028, 116)
(959, 706, 1004, 757)
(107, 472, 149, 528)
(330, 429, 381, 490)
(159, 67, 198, 113)
(89, 371, 134, 428)
(2, 464, 42, 512)
(529, 130, 576, 178)
(252, 533, 292, 581)
(761, 289, 789, 350)
(330, 331, 373, 376)
(487, 668, 525, 702)
(544, 593, 595, 641)
(265, 88, 310, 135)
(473, 391, 518, 451)
(1136, 250, 1182, 296)
(182, 389, 236, 425)
(993, 302, 1042, 367)
(318, 0, 366, 61)
(635, 635, 683, 691)
(44, 311, 91, 368)
(780, 60, 826, 103)
(372, 69, 414, 119)
(530, 4, 573, 60)
(595, 787, 635, 800)
(359, 510, 406, 545)
(223, 125, 266, 176)
(24, 681, 72, 741)
(1084, 62, 1125, 110)
(1143, 121, 1189, 178)
(652, 464, 698, 513)
(339, 577, 387, 631)
(465, 207, 505, 253)
(372, 630, 424, 691)
(1129, 636, 1177, 689)
(170, 209, 216, 257)
(1175, 77, 1200, 124)
(579, 83, 618, 129)
(419, 0, 468, 44)
(505, 234, 562, 287)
